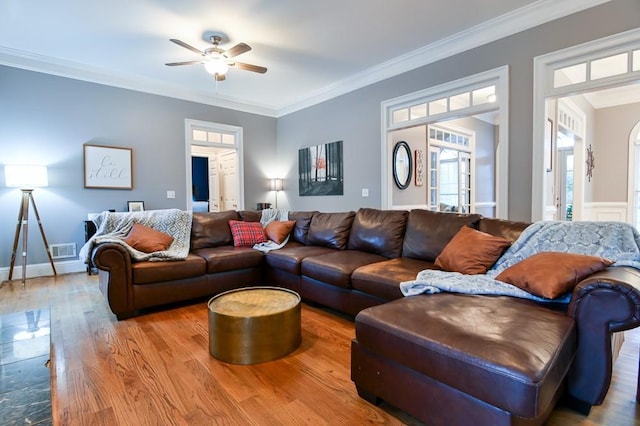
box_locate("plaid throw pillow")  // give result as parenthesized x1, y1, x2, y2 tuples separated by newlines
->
(229, 220, 267, 247)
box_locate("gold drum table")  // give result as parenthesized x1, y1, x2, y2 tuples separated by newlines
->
(208, 286, 301, 364)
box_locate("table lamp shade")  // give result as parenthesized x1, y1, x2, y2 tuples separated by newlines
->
(4, 165, 48, 188)
(270, 178, 283, 191)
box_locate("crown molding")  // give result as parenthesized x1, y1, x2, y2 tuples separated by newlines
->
(275, 0, 611, 116)
(0, 0, 610, 118)
(0, 46, 278, 117)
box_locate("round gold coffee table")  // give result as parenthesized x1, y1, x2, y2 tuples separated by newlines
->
(208, 286, 301, 364)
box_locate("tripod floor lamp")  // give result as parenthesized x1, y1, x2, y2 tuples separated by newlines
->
(5, 165, 57, 285)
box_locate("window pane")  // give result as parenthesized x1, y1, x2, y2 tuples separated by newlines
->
(193, 129, 207, 141)
(449, 93, 470, 111)
(392, 108, 409, 123)
(207, 132, 221, 143)
(633, 50, 640, 72)
(590, 53, 628, 80)
(410, 104, 427, 120)
(472, 86, 496, 105)
(554, 63, 586, 88)
(429, 98, 447, 115)
(222, 134, 235, 145)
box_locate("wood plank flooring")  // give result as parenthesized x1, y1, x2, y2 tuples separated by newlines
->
(0, 273, 638, 425)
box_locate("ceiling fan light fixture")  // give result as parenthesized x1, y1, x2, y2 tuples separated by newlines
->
(204, 59, 229, 76)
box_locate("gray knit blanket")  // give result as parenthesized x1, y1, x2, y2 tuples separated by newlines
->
(400, 221, 640, 303)
(79, 209, 192, 263)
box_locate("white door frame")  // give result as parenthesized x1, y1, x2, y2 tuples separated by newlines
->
(184, 119, 244, 211)
(532, 28, 640, 221)
(381, 65, 509, 218)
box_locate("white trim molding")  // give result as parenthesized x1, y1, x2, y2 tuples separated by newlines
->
(0, 259, 86, 283)
(582, 202, 628, 222)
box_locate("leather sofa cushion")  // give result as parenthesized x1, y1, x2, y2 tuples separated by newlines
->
(402, 209, 481, 261)
(307, 211, 355, 249)
(301, 250, 386, 289)
(265, 245, 336, 274)
(289, 211, 317, 245)
(478, 217, 531, 242)
(355, 294, 576, 419)
(347, 208, 408, 258)
(192, 246, 264, 273)
(238, 210, 261, 222)
(132, 253, 206, 284)
(191, 211, 239, 249)
(352, 258, 436, 301)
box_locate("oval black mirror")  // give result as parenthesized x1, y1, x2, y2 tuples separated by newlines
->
(392, 141, 412, 189)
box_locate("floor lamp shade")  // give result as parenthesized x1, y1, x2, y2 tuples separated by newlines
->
(5, 164, 56, 285)
(5, 165, 48, 188)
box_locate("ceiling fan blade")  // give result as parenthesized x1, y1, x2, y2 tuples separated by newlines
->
(215, 73, 226, 82)
(225, 43, 251, 58)
(165, 61, 204, 66)
(233, 62, 268, 74)
(169, 39, 205, 56)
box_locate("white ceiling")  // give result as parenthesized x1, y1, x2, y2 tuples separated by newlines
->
(0, 0, 611, 116)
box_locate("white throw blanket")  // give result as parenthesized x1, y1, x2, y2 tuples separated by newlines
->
(253, 209, 290, 253)
(400, 221, 640, 303)
(79, 209, 193, 263)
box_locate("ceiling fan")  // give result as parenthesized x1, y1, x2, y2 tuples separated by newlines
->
(165, 35, 267, 81)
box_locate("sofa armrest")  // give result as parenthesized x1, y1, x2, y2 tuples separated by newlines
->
(92, 243, 135, 319)
(566, 266, 640, 407)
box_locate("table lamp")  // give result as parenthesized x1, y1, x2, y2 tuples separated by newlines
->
(269, 178, 283, 209)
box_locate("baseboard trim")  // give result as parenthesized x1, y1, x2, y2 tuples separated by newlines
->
(0, 260, 87, 282)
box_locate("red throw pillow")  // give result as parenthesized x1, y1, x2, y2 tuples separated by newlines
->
(264, 220, 296, 244)
(495, 252, 614, 299)
(123, 223, 174, 253)
(434, 226, 512, 274)
(229, 220, 267, 247)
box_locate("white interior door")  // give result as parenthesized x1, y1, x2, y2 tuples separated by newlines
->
(208, 154, 220, 212)
(221, 151, 238, 210)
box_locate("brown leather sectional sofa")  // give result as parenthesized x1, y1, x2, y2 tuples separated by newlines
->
(91, 207, 640, 425)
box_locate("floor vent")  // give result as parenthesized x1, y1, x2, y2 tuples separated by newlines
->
(50, 243, 76, 259)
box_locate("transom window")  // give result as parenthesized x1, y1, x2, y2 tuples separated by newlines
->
(390, 84, 496, 126)
(551, 44, 640, 92)
(191, 129, 236, 146)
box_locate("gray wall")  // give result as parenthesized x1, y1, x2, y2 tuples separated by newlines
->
(277, 0, 640, 221)
(0, 66, 276, 267)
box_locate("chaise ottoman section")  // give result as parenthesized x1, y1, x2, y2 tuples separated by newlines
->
(351, 257, 437, 301)
(352, 294, 576, 424)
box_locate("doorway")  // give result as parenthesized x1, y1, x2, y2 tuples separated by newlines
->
(557, 147, 574, 221)
(185, 119, 244, 212)
(532, 28, 640, 222)
(382, 66, 507, 217)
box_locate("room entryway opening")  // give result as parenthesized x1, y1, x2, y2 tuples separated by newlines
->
(532, 28, 640, 222)
(185, 119, 244, 212)
(382, 66, 508, 218)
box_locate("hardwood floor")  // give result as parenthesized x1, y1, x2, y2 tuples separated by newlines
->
(0, 273, 638, 425)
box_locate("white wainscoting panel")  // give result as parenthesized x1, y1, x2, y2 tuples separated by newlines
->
(582, 202, 628, 222)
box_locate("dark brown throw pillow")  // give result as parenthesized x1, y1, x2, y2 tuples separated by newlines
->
(495, 252, 614, 299)
(264, 220, 296, 244)
(123, 223, 174, 253)
(434, 226, 511, 274)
